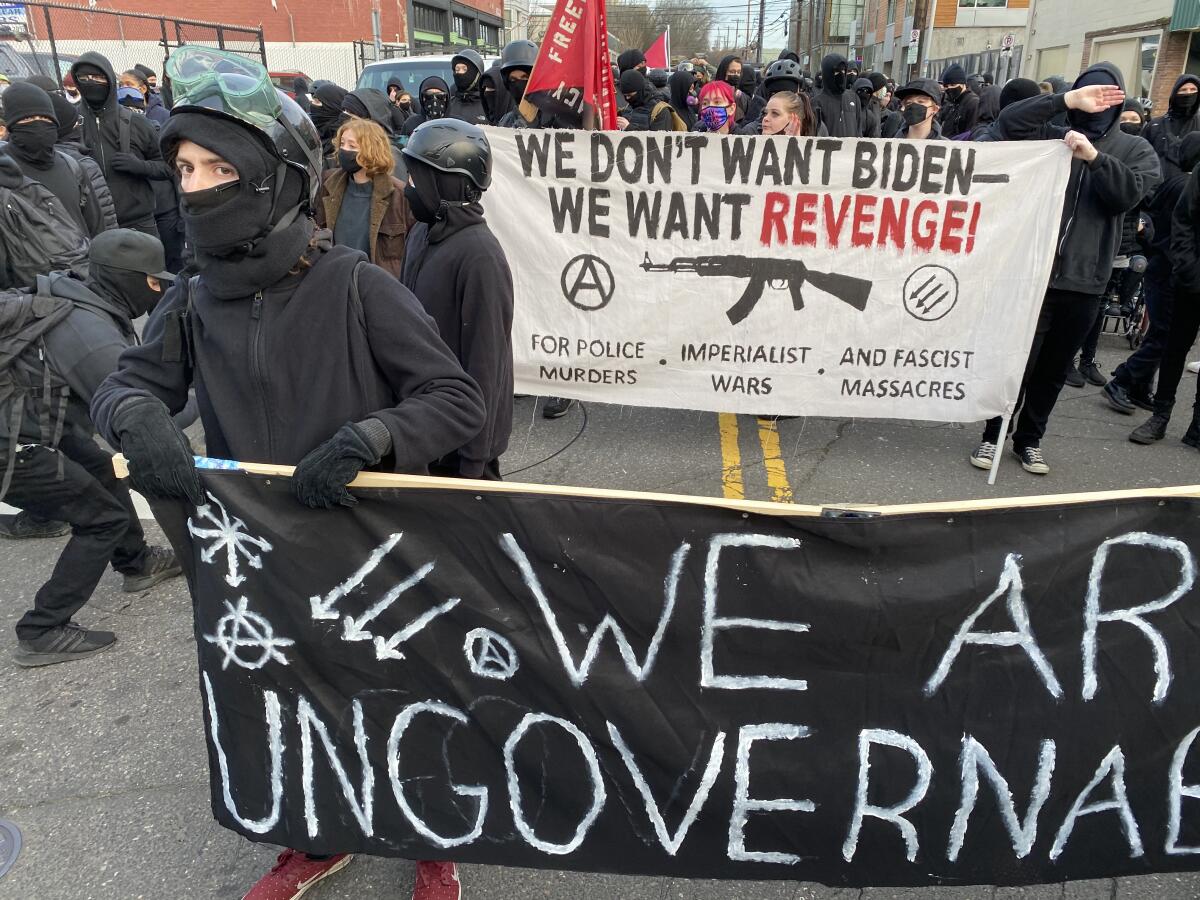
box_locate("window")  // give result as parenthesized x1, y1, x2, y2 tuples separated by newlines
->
(478, 23, 499, 45)
(1092, 32, 1161, 101)
(453, 14, 470, 37)
(413, 4, 445, 34)
(887, 0, 895, 23)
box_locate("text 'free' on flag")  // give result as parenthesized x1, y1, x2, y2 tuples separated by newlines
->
(518, 0, 618, 129)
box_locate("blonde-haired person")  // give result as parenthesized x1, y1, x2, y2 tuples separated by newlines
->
(761, 91, 822, 137)
(314, 117, 411, 278)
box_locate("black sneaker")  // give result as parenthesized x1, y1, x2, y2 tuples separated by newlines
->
(542, 397, 574, 420)
(0, 511, 70, 539)
(1130, 414, 1170, 445)
(1079, 360, 1107, 386)
(1064, 365, 1085, 388)
(1128, 390, 1156, 412)
(1013, 445, 1049, 475)
(1103, 382, 1137, 414)
(1183, 419, 1200, 449)
(122, 546, 182, 593)
(14, 623, 116, 667)
(970, 441, 997, 470)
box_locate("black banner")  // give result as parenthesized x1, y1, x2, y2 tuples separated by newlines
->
(169, 469, 1200, 887)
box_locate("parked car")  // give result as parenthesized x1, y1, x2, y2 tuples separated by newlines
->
(0, 41, 79, 84)
(269, 70, 311, 98)
(357, 54, 499, 97)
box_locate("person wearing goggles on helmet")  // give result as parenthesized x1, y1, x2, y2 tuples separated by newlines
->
(89, 48, 486, 900)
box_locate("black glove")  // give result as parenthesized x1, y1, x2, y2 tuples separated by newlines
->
(109, 152, 148, 176)
(114, 398, 204, 505)
(293, 420, 390, 509)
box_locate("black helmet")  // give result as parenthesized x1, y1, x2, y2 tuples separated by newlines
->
(501, 39, 538, 77)
(403, 119, 491, 190)
(165, 46, 322, 209)
(764, 58, 803, 86)
(451, 48, 485, 85)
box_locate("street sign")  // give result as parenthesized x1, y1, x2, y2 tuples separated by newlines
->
(0, 4, 25, 26)
(910, 28, 920, 45)
(1001, 31, 1015, 50)
(906, 42, 918, 64)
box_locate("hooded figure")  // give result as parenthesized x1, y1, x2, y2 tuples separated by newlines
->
(343, 87, 407, 179)
(293, 76, 312, 114)
(480, 62, 514, 125)
(50, 91, 117, 231)
(938, 62, 980, 138)
(309, 82, 347, 159)
(971, 77, 1039, 142)
(386, 78, 412, 123)
(619, 68, 672, 131)
(1142, 74, 1200, 181)
(617, 49, 646, 74)
(810, 53, 859, 138)
(447, 49, 488, 125)
(2, 82, 105, 237)
(67, 52, 171, 233)
(668, 67, 696, 130)
(400, 75, 450, 136)
(854, 76, 880, 137)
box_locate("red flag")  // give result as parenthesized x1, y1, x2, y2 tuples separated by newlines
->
(644, 28, 669, 69)
(518, 0, 618, 129)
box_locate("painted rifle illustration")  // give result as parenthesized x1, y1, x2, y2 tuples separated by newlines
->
(639, 253, 873, 325)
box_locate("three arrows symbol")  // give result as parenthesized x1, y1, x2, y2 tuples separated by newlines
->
(309, 533, 458, 661)
(909, 273, 950, 315)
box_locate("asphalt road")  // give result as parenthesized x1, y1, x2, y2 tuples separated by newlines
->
(2, 339, 1199, 900)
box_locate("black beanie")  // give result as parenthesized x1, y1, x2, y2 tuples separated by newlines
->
(25, 74, 59, 94)
(999, 77, 1040, 109)
(941, 63, 967, 86)
(2, 81, 56, 128)
(49, 93, 79, 139)
(134, 64, 156, 82)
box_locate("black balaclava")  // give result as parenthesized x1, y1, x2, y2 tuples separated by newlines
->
(854, 77, 873, 105)
(419, 76, 450, 119)
(1067, 64, 1123, 141)
(820, 54, 848, 94)
(453, 58, 481, 94)
(739, 65, 756, 96)
(668, 69, 696, 128)
(620, 69, 648, 109)
(1169, 76, 1200, 120)
(73, 62, 111, 109)
(1119, 98, 1145, 136)
(293, 76, 310, 96)
(507, 68, 531, 102)
(3, 82, 59, 168)
(404, 157, 484, 244)
(617, 49, 646, 74)
(50, 93, 81, 142)
(160, 112, 313, 300)
(999, 77, 1040, 110)
(310, 83, 347, 136)
(87, 261, 162, 321)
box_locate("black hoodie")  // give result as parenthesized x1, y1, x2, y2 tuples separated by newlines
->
(993, 62, 1162, 295)
(447, 58, 488, 126)
(811, 54, 859, 138)
(1145, 132, 1200, 263)
(1142, 74, 1200, 182)
(480, 64, 515, 125)
(668, 68, 696, 130)
(401, 76, 451, 137)
(68, 51, 171, 227)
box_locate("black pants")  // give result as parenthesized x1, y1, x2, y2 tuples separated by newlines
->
(5, 434, 148, 639)
(125, 216, 159, 239)
(1112, 261, 1172, 396)
(984, 289, 1103, 449)
(1154, 288, 1200, 419)
(1080, 268, 1143, 363)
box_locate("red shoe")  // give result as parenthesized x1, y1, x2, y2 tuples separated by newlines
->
(412, 860, 461, 900)
(241, 850, 352, 900)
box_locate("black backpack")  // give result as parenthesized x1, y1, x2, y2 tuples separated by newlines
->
(0, 275, 74, 500)
(0, 177, 89, 291)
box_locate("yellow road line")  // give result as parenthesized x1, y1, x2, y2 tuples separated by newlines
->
(717, 413, 745, 500)
(756, 417, 794, 504)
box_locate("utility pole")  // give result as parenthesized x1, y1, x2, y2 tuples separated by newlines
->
(755, 0, 764, 64)
(744, 0, 751, 56)
(371, 0, 383, 57)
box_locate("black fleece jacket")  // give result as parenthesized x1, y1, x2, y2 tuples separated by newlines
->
(91, 241, 486, 472)
(1172, 168, 1200, 292)
(992, 63, 1161, 296)
(69, 52, 171, 226)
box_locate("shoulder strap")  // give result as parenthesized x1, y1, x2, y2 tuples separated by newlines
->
(118, 107, 132, 153)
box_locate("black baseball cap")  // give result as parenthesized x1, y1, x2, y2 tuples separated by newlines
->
(89, 229, 176, 282)
(895, 77, 943, 105)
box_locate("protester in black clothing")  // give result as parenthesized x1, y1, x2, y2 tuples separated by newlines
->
(309, 82, 347, 160)
(620, 69, 672, 131)
(7, 230, 183, 667)
(971, 64, 1161, 475)
(2, 81, 104, 237)
(938, 63, 980, 138)
(715, 55, 743, 91)
(1106, 133, 1200, 441)
(447, 49, 488, 125)
(971, 78, 1040, 142)
(121, 69, 168, 125)
(68, 52, 172, 235)
(401, 121, 511, 480)
(810, 53, 859, 138)
(401, 76, 449, 136)
(668, 68, 697, 130)
(479, 62, 513, 125)
(1142, 75, 1200, 181)
(496, 39, 544, 128)
(293, 76, 312, 114)
(969, 82, 1002, 139)
(343, 87, 407, 177)
(855, 77, 880, 137)
(50, 92, 117, 231)
(617, 49, 647, 75)
(893, 79, 944, 140)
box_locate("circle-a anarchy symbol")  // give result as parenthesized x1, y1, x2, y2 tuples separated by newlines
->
(464, 628, 520, 680)
(203, 597, 295, 671)
(561, 254, 615, 311)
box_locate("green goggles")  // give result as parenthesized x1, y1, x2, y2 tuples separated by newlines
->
(166, 46, 281, 130)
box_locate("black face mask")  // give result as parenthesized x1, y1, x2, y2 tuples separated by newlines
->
(77, 80, 109, 107)
(902, 104, 929, 127)
(338, 149, 361, 174)
(404, 182, 441, 224)
(181, 181, 239, 216)
(508, 78, 527, 102)
(398, 99, 411, 110)
(1171, 92, 1199, 119)
(10, 121, 59, 168)
(422, 92, 447, 119)
(725, 74, 740, 87)
(309, 104, 340, 128)
(453, 70, 477, 93)
(1120, 121, 1142, 136)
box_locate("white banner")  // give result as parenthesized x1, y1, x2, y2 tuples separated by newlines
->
(483, 128, 1071, 421)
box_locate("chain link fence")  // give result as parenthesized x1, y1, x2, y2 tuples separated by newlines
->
(921, 46, 1024, 85)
